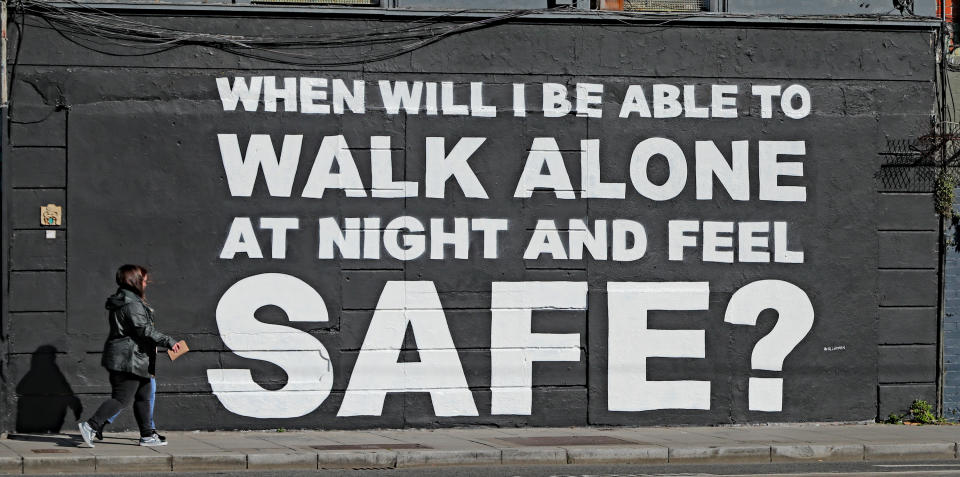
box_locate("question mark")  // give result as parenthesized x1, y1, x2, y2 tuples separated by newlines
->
(724, 280, 814, 412)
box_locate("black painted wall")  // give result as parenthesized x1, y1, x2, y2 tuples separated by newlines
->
(0, 9, 942, 431)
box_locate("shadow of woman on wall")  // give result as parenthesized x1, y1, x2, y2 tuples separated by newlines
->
(15, 345, 82, 433)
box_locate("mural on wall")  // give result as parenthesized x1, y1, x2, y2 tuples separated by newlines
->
(204, 77, 820, 419)
(57, 22, 898, 424)
(1, 3, 938, 430)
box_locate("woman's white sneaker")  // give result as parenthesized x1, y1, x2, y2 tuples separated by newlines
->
(77, 422, 96, 448)
(139, 434, 167, 446)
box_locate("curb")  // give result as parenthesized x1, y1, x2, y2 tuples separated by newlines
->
(668, 445, 771, 464)
(317, 450, 396, 469)
(1, 441, 959, 474)
(565, 445, 668, 465)
(0, 457, 20, 475)
(171, 454, 246, 472)
(395, 449, 501, 468)
(864, 443, 959, 461)
(247, 453, 317, 471)
(21, 455, 94, 475)
(771, 443, 864, 462)
(95, 455, 172, 473)
(501, 447, 566, 465)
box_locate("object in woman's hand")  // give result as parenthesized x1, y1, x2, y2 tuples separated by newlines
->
(167, 341, 189, 361)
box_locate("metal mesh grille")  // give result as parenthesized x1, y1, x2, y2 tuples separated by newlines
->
(876, 129, 959, 193)
(624, 0, 706, 12)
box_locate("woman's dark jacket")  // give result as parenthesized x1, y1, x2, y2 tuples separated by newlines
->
(101, 288, 177, 378)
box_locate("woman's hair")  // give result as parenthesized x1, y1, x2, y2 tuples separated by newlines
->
(116, 264, 149, 297)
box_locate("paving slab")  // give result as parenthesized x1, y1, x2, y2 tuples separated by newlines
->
(192, 431, 298, 450)
(437, 428, 519, 439)
(493, 427, 589, 435)
(309, 431, 408, 446)
(682, 427, 809, 444)
(255, 433, 343, 450)
(200, 438, 291, 451)
(0, 442, 22, 456)
(1, 435, 86, 453)
(607, 428, 732, 446)
(368, 430, 500, 451)
(138, 434, 227, 453)
(472, 434, 640, 450)
(750, 427, 856, 444)
(817, 425, 956, 443)
(897, 426, 960, 439)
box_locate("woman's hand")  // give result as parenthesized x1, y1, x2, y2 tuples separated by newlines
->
(171, 341, 184, 353)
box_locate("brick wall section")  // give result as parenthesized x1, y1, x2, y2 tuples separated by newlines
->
(1, 111, 8, 435)
(1, 73, 70, 432)
(941, 71, 960, 422)
(938, 0, 953, 19)
(877, 192, 940, 419)
(944, 189, 960, 421)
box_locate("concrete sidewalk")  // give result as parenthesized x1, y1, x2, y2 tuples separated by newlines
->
(0, 423, 958, 474)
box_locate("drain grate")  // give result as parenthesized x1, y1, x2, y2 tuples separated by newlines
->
(31, 449, 70, 454)
(312, 443, 429, 450)
(498, 436, 636, 446)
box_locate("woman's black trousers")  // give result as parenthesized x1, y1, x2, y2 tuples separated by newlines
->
(87, 371, 154, 437)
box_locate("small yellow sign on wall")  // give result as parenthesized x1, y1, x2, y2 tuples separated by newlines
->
(41, 204, 62, 226)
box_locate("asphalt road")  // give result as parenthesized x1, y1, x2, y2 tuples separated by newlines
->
(25, 460, 960, 476)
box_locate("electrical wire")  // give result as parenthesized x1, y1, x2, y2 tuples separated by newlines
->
(18, 0, 927, 67)
(16, 0, 593, 66)
(7, 0, 716, 127)
(15, 0, 735, 67)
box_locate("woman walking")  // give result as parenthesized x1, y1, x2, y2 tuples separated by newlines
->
(78, 264, 182, 447)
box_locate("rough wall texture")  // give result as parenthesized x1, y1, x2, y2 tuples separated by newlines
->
(0, 10, 941, 431)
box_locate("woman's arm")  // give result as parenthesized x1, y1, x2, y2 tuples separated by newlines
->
(125, 302, 178, 349)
